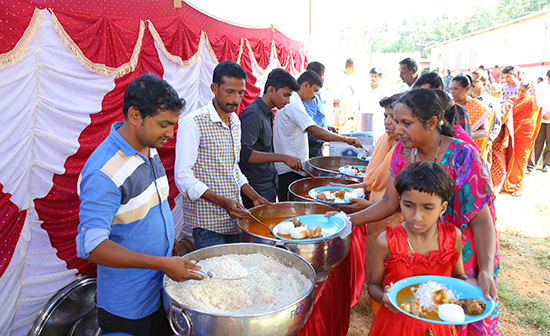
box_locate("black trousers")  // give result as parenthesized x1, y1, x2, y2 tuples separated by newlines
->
(278, 172, 304, 201)
(98, 301, 172, 336)
(527, 123, 550, 170)
(309, 141, 324, 158)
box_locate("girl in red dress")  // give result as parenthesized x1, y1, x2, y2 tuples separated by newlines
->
(368, 162, 479, 335)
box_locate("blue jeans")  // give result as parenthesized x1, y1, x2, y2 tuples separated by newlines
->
(192, 227, 241, 250)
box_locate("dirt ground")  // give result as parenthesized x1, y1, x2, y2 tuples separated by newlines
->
(347, 167, 550, 335)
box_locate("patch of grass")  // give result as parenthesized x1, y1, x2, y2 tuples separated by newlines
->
(498, 280, 550, 334)
(499, 260, 519, 271)
(532, 237, 550, 270)
(533, 204, 550, 217)
(536, 236, 550, 244)
(499, 235, 532, 255)
(536, 253, 550, 270)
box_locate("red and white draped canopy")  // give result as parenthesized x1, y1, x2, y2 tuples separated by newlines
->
(0, 1, 307, 334)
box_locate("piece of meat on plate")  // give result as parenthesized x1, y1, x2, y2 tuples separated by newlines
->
(457, 299, 486, 316)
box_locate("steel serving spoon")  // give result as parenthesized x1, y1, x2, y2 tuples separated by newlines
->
(189, 269, 246, 281)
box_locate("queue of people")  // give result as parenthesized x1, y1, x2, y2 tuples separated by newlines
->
(349, 59, 545, 335)
(340, 88, 499, 336)
(74, 56, 546, 336)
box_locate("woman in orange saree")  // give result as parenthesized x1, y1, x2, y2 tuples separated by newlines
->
(503, 82, 542, 196)
(451, 75, 494, 160)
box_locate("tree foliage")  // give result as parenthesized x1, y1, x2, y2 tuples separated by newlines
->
(337, 0, 550, 60)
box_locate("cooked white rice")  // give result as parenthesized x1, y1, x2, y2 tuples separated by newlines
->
(411, 281, 456, 311)
(165, 253, 312, 314)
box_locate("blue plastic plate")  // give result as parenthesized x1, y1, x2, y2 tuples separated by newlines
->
(308, 186, 365, 205)
(357, 153, 372, 163)
(387, 275, 495, 325)
(338, 165, 367, 179)
(272, 214, 346, 242)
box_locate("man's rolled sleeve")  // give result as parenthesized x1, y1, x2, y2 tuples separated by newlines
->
(237, 166, 249, 188)
(76, 170, 120, 259)
(175, 115, 209, 201)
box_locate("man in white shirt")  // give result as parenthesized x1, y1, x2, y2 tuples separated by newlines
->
(333, 58, 360, 133)
(175, 61, 268, 249)
(358, 67, 389, 138)
(274, 70, 362, 201)
(529, 70, 550, 173)
(396, 57, 419, 93)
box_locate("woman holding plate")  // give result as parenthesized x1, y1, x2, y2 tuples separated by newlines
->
(347, 89, 499, 336)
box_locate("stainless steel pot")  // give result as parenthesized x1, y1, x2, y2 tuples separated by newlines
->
(68, 310, 101, 336)
(27, 275, 98, 336)
(163, 243, 315, 336)
(237, 202, 351, 281)
(288, 177, 356, 202)
(306, 156, 366, 180)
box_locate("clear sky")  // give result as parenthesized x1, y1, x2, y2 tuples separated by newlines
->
(185, 0, 499, 77)
(185, 0, 496, 42)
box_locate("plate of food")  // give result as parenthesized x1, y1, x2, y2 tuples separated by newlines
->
(338, 165, 367, 179)
(387, 275, 495, 325)
(308, 186, 365, 205)
(272, 214, 346, 242)
(357, 153, 372, 163)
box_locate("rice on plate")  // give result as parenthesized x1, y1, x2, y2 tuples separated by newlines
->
(165, 253, 312, 314)
(412, 281, 456, 310)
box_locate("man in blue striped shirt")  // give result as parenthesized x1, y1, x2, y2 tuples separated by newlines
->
(76, 74, 202, 336)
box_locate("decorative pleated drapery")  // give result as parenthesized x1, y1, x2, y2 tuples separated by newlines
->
(0, 1, 306, 334)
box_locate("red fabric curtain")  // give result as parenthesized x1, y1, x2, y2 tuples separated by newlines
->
(249, 39, 271, 70)
(209, 35, 241, 62)
(0, 189, 27, 276)
(275, 42, 291, 69)
(53, 9, 142, 68)
(149, 16, 202, 61)
(0, 2, 37, 54)
(236, 46, 262, 116)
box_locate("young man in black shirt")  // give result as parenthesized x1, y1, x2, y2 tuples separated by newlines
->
(239, 68, 302, 208)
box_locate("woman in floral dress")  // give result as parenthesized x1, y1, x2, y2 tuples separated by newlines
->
(349, 89, 500, 335)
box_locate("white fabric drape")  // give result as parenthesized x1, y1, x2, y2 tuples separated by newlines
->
(0, 11, 115, 336)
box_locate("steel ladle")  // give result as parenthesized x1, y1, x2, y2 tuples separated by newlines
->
(236, 203, 275, 236)
(189, 269, 245, 281)
(249, 213, 275, 236)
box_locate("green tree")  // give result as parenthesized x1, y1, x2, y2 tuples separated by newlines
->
(330, 0, 550, 62)
(497, 0, 550, 19)
(465, 4, 500, 32)
(430, 14, 466, 42)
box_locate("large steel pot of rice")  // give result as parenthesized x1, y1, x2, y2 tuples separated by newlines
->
(306, 156, 366, 179)
(288, 176, 356, 202)
(163, 243, 315, 336)
(237, 202, 351, 281)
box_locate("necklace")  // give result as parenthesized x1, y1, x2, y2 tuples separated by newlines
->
(414, 135, 443, 163)
(406, 223, 439, 255)
(406, 237, 416, 255)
